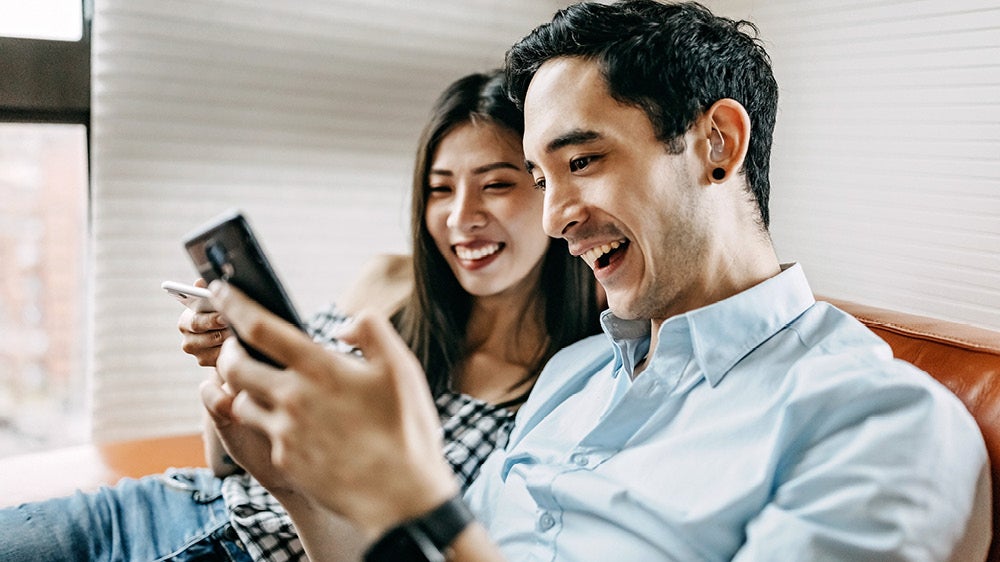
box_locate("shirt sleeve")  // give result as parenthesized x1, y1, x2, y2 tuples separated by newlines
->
(732, 363, 988, 561)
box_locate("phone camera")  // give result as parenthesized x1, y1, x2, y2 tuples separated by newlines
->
(205, 240, 235, 280)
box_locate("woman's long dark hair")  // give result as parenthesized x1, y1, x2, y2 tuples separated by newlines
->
(392, 69, 602, 401)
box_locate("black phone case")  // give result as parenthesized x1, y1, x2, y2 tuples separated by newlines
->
(183, 209, 304, 368)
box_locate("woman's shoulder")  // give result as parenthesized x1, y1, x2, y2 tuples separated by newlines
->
(338, 253, 414, 317)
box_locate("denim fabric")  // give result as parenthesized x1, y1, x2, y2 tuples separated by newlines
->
(0, 467, 252, 562)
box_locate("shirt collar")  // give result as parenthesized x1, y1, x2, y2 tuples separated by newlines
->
(600, 263, 815, 386)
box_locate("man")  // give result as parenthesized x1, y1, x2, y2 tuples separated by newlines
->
(206, 1, 988, 560)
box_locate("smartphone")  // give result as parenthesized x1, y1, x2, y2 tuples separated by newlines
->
(161, 280, 215, 313)
(183, 209, 305, 368)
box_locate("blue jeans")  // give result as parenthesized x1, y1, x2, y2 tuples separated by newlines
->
(0, 468, 252, 562)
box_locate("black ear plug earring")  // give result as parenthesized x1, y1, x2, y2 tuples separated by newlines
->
(712, 168, 725, 181)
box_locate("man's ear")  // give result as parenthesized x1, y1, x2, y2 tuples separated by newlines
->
(700, 99, 751, 184)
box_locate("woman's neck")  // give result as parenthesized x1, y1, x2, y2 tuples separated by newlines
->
(455, 279, 548, 405)
(467, 291, 544, 354)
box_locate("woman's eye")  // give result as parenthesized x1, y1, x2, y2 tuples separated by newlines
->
(428, 185, 452, 195)
(484, 182, 515, 190)
(533, 178, 546, 191)
(570, 155, 594, 172)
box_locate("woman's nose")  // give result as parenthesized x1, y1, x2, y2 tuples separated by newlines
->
(446, 189, 487, 231)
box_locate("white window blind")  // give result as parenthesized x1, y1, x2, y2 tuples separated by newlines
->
(707, 0, 1000, 330)
(90, 0, 571, 442)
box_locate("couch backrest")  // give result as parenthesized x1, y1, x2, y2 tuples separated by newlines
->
(826, 297, 1000, 561)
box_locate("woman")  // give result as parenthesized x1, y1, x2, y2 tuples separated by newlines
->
(0, 70, 601, 562)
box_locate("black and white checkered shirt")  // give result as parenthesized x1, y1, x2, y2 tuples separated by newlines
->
(220, 304, 516, 561)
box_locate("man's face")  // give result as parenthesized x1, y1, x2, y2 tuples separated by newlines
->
(523, 57, 712, 321)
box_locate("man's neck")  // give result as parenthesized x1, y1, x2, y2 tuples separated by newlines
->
(641, 247, 782, 378)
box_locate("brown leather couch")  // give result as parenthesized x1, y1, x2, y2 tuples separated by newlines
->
(1, 298, 998, 558)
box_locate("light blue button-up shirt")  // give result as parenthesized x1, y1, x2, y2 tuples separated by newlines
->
(466, 264, 987, 561)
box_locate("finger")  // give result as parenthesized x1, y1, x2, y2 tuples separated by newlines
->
(336, 312, 436, 424)
(178, 308, 227, 335)
(215, 336, 283, 407)
(230, 389, 281, 438)
(209, 281, 347, 378)
(180, 329, 227, 354)
(337, 312, 420, 372)
(193, 278, 208, 288)
(195, 348, 222, 368)
(189, 311, 228, 332)
(200, 378, 235, 428)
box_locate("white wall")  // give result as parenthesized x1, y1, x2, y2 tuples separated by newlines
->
(89, 0, 571, 442)
(706, 0, 1000, 330)
(91, 0, 1000, 442)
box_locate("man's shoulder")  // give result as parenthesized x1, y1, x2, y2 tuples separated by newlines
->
(787, 301, 921, 380)
(778, 301, 975, 426)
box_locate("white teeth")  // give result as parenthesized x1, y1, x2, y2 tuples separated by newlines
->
(582, 240, 624, 269)
(456, 242, 501, 261)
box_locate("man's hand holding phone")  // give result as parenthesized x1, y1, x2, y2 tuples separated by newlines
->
(168, 278, 231, 367)
(207, 280, 460, 539)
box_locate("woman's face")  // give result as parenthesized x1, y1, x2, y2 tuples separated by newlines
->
(425, 121, 549, 299)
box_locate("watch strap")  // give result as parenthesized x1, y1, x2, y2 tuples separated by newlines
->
(364, 493, 475, 562)
(416, 493, 475, 550)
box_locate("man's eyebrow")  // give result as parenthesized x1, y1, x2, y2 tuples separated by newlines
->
(525, 129, 603, 174)
(546, 129, 602, 154)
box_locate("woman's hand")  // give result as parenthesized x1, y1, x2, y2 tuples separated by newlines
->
(200, 361, 299, 493)
(177, 279, 230, 366)
(209, 281, 458, 540)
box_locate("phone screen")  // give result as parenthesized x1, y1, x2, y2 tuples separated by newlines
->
(183, 209, 304, 367)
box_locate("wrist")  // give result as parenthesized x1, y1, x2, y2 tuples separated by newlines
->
(363, 492, 475, 562)
(366, 459, 460, 540)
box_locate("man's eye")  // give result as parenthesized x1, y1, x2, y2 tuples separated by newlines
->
(569, 155, 593, 172)
(533, 178, 546, 191)
(484, 182, 515, 190)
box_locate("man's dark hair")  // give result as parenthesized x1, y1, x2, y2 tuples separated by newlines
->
(505, 0, 778, 228)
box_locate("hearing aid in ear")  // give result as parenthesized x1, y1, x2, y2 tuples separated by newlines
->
(709, 128, 725, 162)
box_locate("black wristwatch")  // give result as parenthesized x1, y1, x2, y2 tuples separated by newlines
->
(363, 494, 476, 562)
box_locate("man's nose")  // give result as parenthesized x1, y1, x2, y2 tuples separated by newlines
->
(542, 180, 582, 238)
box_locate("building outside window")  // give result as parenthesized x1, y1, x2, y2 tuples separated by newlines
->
(0, 0, 90, 458)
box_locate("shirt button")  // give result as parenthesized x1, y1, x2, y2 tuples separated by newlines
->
(570, 452, 589, 467)
(538, 512, 556, 532)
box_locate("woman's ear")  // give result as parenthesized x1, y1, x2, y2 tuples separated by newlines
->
(700, 99, 751, 184)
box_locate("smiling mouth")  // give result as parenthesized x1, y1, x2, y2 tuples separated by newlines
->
(455, 242, 504, 261)
(581, 239, 629, 269)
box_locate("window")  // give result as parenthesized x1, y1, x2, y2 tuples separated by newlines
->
(0, 1, 91, 458)
(0, 0, 84, 41)
(0, 124, 89, 456)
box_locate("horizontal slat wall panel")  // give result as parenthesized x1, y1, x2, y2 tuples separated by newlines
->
(90, 0, 569, 442)
(708, 0, 1000, 330)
